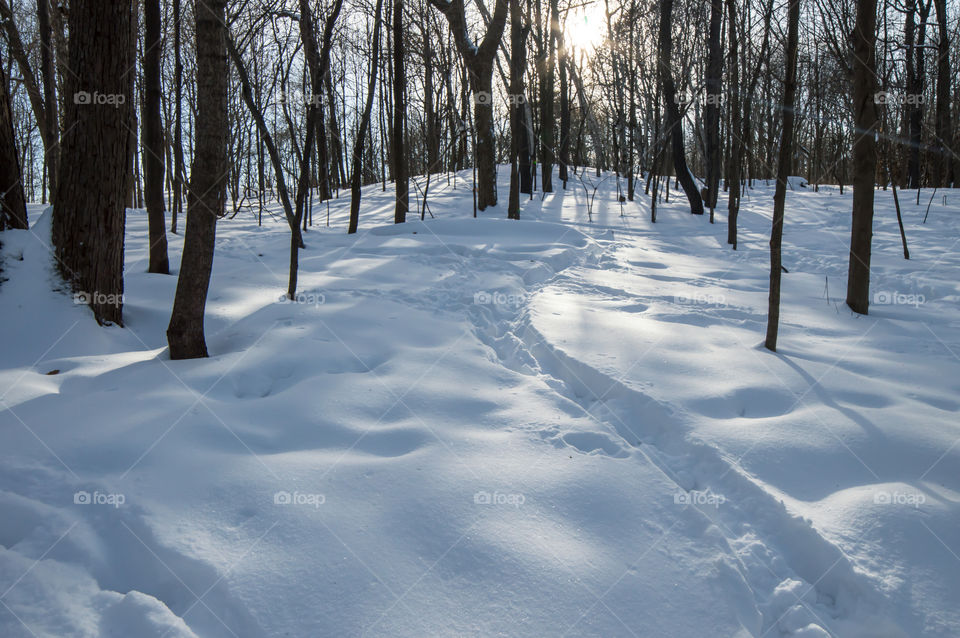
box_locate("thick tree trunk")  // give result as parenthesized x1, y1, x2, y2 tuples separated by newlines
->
(393, 0, 408, 223)
(508, 0, 529, 219)
(725, 0, 741, 247)
(52, 0, 135, 326)
(143, 0, 169, 274)
(0, 61, 27, 230)
(657, 0, 703, 215)
(473, 69, 498, 210)
(166, 0, 228, 358)
(540, 0, 559, 192)
(933, 0, 953, 186)
(846, 0, 879, 314)
(765, 0, 800, 351)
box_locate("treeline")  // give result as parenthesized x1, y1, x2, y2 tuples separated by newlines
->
(0, 0, 956, 356)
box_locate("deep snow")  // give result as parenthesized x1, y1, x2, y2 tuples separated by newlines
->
(1, 169, 958, 637)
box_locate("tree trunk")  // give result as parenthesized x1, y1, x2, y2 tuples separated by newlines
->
(846, 0, 879, 315)
(933, 0, 953, 186)
(725, 0, 741, 246)
(657, 0, 703, 215)
(393, 0, 408, 223)
(143, 0, 169, 274)
(429, 0, 509, 211)
(166, 0, 228, 358)
(52, 0, 135, 326)
(558, 42, 570, 186)
(37, 0, 58, 202)
(348, 0, 385, 233)
(540, 0, 559, 192)
(172, 0, 185, 233)
(508, 0, 529, 219)
(764, 0, 800, 351)
(704, 0, 722, 210)
(0, 60, 27, 230)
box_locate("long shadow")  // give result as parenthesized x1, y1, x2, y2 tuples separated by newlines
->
(774, 349, 885, 440)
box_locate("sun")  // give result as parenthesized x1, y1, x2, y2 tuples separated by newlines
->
(564, 2, 608, 52)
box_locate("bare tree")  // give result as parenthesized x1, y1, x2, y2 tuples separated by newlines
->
(429, 0, 509, 210)
(657, 0, 703, 215)
(393, 0, 409, 223)
(52, 0, 135, 326)
(143, 0, 169, 274)
(348, 0, 386, 233)
(167, 0, 229, 358)
(765, 0, 801, 351)
(508, 0, 530, 219)
(0, 60, 27, 230)
(845, 0, 880, 315)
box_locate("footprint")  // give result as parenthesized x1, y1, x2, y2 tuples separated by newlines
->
(561, 431, 629, 457)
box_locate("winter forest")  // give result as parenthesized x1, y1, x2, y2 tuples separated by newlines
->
(1, 0, 959, 634)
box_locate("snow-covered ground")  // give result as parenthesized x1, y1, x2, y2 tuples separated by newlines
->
(1, 169, 958, 637)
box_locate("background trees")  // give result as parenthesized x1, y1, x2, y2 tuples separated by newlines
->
(0, 0, 956, 349)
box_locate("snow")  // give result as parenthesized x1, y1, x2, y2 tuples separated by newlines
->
(1, 170, 958, 636)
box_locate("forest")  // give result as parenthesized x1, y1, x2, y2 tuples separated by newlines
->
(0, 0, 959, 636)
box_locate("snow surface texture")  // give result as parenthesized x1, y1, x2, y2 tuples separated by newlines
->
(1, 170, 958, 637)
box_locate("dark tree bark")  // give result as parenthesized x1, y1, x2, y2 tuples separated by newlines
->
(0, 0, 52, 199)
(429, 0, 509, 210)
(932, 0, 953, 186)
(903, 0, 929, 189)
(171, 0, 185, 233)
(558, 37, 570, 186)
(37, 0, 58, 202)
(539, 0, 559, 193)
(846, 0, 879, 314)
(143, 0, 169, 274)
(657, 0, 703, 215)
(167, 0, 228, 358)
(0, 60, 27, 230)
(508, 0, 530, 219)
(393, 0, 408, 223)
(423, 13, 440, 174)
(704, 0, 722, 211)
(348, 0, 385, 233)
(52, 0, 135, 326)
(725, 0, 741, 246)
(765, 0, 800, 351)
